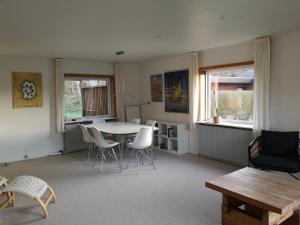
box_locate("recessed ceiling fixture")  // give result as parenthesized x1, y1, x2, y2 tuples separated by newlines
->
(155, 35, 163, 38)
(115, 51, 125, 55)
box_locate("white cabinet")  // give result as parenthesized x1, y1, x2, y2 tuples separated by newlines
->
(153, 121, 189, 155)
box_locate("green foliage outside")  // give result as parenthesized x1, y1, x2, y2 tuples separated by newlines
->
(64, 95, 82, 119)
(211, 90, 253, 121)
(64, 80, 82, 120)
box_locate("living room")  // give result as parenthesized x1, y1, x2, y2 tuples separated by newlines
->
(1, 1, 300, 225)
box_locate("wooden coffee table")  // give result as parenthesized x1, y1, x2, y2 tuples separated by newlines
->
(206, 167, 300, 225)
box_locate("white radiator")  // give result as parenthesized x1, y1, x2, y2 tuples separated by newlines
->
(198, 125, 253, 166)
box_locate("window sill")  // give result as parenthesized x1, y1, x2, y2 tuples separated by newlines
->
(196, 121, 253, 131)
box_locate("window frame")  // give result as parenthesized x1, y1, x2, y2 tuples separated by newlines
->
(199, 61, 254, 127)
(64, 73, 117, 120)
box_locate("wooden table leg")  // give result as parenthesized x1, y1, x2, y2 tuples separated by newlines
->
(222, 195, 261, 225)
(221, 195, 299, 225)
(282, 208, 300, 225)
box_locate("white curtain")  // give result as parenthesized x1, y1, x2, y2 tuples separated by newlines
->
(55, 59, 65, 133)
(189, 52, 200, 130)
(253, 37, 271, 134)
(114, 63, 125, 121)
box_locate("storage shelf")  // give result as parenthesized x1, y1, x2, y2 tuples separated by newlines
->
(153, 120, 189, 155)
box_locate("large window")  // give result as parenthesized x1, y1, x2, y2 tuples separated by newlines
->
(64, 76, 112, 121)
(206, 66, 254, 125)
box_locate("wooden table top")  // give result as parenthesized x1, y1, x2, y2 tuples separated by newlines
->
(205, 167, 300, 214)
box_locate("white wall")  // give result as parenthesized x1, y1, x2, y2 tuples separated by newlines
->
(61, 59, 114, 75)
(140, 54, 191, 123)
(270, 30, 300, 131)
(198, 40, 254, 67)
(2, 31, 299, 164)
(0, 58, 141, 163)
(122, 64, 142, 106)
(0, 56, 62, 162)
(140, 40, 254, 157)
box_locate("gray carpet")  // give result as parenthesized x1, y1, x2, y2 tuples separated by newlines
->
(0, 151, 239, 225)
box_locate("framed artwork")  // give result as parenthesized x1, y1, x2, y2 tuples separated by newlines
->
(12, 72, 43, 108)
(164, 69, 189, 113)
(150, 74, 163, 102)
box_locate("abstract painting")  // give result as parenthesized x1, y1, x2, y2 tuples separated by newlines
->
(164, 69, 189, 113)
(12, 72, 43, 108)
(150, 74, 163, 102)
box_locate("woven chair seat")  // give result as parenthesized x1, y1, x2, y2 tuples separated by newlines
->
(3, 176, 48, 199)
(0, 175, 56, 219)
(0, 176, 7, 195)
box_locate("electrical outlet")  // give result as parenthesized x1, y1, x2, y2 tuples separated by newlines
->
(24, 155, 28, 159)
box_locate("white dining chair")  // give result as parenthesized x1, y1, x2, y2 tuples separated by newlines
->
(125, 118, 142, 143)
(130, 118, 141, 124)
(125, 127, 155, 169)
(91, 127, 122, 173)
(79, 124, 95, 163)
(145, 120, 156, 127)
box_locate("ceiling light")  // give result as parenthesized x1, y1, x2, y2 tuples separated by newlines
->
(155, 35, 163, 38)
(115, 51, 125, 55)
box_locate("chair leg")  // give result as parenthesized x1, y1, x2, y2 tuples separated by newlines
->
(87, 144, 91, 163)
(150, 148, 156, 169)
(100, 149, 105, 173)
(136, 151, 140, 168)
(47, 185, 56, 203)
(289, 173, 299, 180)
(151, 157, 156, 169)
(126, 148, 135, 169)
(139, 149, 156, 170)
(83, 144, 92, 164)
(141, 151, 144, 165)
(111, 148, 122, 171)
(34, 197, 49, 219)
(93, 149, 100, 167)
(0, 192, 14, 212)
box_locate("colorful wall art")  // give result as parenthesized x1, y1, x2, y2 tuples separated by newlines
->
(12, 72, 43, 108)
(164, 69, 189, 113)
(150, 74, 163, 102)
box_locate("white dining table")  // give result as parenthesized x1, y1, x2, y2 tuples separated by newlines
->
(86, 122, 158, 168)
(87, 122, 158, 135)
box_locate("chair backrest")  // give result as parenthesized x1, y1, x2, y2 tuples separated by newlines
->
(132, 127, 153, 150)
(145, 120, 156, 127)
(91, 127, 111, 149)
(79, 124, 94, 143)
(131, 118, 141, 124)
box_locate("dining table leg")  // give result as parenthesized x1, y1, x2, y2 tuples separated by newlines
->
(117, 135, 124, 169)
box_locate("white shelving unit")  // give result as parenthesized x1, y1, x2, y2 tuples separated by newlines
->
(153, 121, 189, 155)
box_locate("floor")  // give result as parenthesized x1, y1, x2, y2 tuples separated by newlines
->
(0, 151, 239, 225)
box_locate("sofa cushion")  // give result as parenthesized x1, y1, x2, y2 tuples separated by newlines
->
(252, 154, 300, 173)
(261, 130, 299, 157)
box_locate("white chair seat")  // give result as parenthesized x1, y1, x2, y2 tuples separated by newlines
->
(106, 140, 119, 148)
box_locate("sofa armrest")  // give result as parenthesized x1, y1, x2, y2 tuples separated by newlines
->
(248, 136, 262, 165)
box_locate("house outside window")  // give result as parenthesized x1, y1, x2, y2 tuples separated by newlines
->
(64, 77, 111, 121)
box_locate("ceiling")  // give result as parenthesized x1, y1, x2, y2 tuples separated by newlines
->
(0, 0, 300, 63)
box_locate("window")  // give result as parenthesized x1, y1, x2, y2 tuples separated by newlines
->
(64, 76, 113, 121)
(206, 66, 254, 125)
